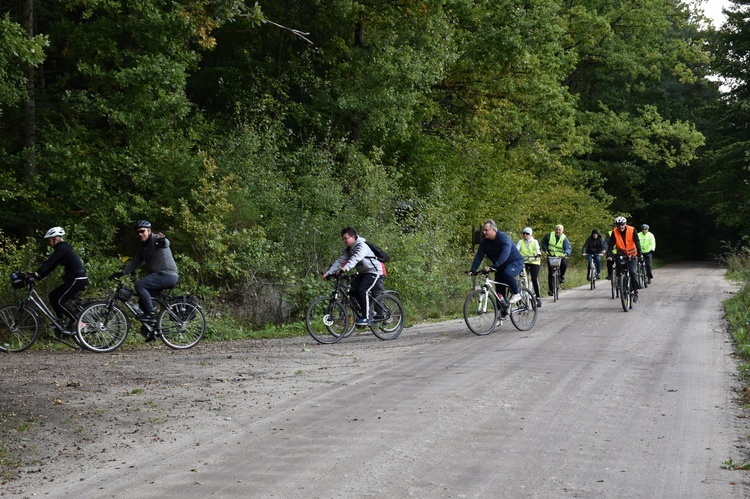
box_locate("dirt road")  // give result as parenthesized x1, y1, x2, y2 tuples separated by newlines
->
(2, 262, 749, 497)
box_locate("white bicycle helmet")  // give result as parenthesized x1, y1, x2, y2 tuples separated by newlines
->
(44, 226, 65, 239)
(614, 216, 627, 226)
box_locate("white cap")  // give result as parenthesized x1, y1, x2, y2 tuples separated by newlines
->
(522, 227, 532, 235)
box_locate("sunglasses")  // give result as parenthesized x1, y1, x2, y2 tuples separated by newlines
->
(523, 232, 531, 235)
(136, 229, 148, 234)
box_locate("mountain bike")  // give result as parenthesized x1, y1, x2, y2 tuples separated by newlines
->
(582, 252, 601, 290)
(463, 268, 537, 335)
(75, 276, 206, 352)
(614, 255, 636, 312)
(306, 274, 405, 344)
(0, 272, 87, 352)
(547, 256, 564, 302)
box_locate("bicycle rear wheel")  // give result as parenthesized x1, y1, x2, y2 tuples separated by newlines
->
(620, 274, 631, 312)
(369, 293, 405, 340)
(306, 297, 348, 344)
(509, 288, 537, 331)
(158, 301, 206, 349)
(0, 305, 40, 352)
(76, 301, 130, 352)
(463, 289, 498, 336)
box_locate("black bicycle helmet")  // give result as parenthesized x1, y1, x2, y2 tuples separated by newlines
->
(135, 220, 152, 229)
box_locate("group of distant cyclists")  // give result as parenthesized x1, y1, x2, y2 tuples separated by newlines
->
(469, 216, 655, 307)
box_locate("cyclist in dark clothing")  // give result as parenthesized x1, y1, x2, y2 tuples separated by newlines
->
(581, 229, 606, 279)
(469, 219, 524, 304)
(32, 227, 89, 335)
(110, 220, 179, 328)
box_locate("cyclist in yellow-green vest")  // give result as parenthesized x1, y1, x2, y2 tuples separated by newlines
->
(541, 224, 571, 296)
(516, 227, 543, 308)
(638, 224, 656, 283)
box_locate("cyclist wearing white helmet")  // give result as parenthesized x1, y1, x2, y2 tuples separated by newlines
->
(32, 226, 89, 336)
(110, 220, 178, 338)
(638, 224, 655, 284)
(606, 216, 643, 302)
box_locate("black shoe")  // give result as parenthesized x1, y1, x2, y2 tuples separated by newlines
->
(560, 276, 565, 284)
(138, 313, 157, 324)
(596, 274, 601, 279)
(647, 279, 652, 284)
(586, 276, 591, 281)
(548, 291, 554, 296)
(536, 298, 542, 308)
(605, 275, 611, 280)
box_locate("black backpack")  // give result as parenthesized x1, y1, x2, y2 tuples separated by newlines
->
(366, 241, 389, 262)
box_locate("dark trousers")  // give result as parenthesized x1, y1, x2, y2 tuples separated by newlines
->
(643, 252, 653, 279)
(525, 263, 541, 299)
(350, 273, 381, 318)
(50, 277, 88, 325)
(135, 272, 179, 314)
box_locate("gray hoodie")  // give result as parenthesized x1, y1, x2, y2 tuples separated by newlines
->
(326, 237, 383, 276)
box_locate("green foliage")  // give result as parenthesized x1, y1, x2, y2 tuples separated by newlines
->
(0, 0, 736, 335)
(0, 14, 48, 115)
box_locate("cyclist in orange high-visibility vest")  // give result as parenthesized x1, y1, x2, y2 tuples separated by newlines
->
(606, 216, 643, 302)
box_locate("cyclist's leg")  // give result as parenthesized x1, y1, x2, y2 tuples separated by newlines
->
(135, 272, 178, 316)
(49, 277, 89, 330)
(628, 258, 640, 294)
(644, 252, 653, 280)
(495, 264, 520, 297)
(586, 254, 593, 279)
(351, 273, 378, 323)
(594, 255, 602, 276)
(527, 264, 541, 299)
(559, 257, 568, 282)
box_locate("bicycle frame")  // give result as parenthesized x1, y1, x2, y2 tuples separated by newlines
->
(463, 269, 537, 335)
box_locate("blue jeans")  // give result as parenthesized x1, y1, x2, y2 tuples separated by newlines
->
(586, 254, 602, 275)
(495, 262, 522, 298)
(135, 272, 178, 314)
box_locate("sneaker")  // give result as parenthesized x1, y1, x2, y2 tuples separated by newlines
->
(548, 291, 554, 296)
(536, 298, 542, 308)
(355, 318, 370, 326)
(509, 293, 522, 304)
(633, 292, 640, 303)
(647, 279, 652, 284)
(605, 275, 611, 281)
(596, 274, 601, 279)
(560, 276, 566, 284)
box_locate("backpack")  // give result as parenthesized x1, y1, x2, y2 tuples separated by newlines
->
(366, 241, 389, 262)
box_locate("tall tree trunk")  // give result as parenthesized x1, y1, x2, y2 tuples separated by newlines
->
(21, 0, 36, 237)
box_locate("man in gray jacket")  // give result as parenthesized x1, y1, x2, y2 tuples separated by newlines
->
(110, 220, 178, 326)
(324, 226, 383, 326)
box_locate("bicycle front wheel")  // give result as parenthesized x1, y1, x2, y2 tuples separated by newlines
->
(463, 289, 498, 336)
(620, 274, 631, 312)
(590, 266, 596, 290)
(76, 301, 130, 352)
(158, 301, 206, 349)
(369, 293, 405, 340)
(306, 297, 348, 344)
(553, 274, 560, 302)
(509, 288, 538, 331)
(0, 305, 40, 352)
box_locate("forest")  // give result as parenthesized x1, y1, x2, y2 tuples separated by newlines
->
(1, 0, 749, 331)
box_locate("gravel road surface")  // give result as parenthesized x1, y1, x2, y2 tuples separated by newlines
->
(1, 261, 748, 498)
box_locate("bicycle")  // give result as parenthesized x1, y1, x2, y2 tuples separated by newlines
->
(636, 256, 649, 289)
(306, 274, 405, 344)
(0, 271, 87, 352)
(614, 254, 636, 312)
(463, 268, 537, 335)
(75, 276, 206, 352)
(547, 256, 564, 302)
(582, 252, 601, 290)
